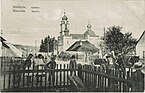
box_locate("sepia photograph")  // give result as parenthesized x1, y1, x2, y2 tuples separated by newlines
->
(0, 0, 145, 92)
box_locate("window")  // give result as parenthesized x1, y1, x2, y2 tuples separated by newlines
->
(67, 41, 69, 44)
(143, 51, 145, 59)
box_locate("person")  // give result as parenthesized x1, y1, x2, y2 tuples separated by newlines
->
(69, 55, 77, 76)
(115, 53, 126, 72)
(103, 52, 115, 73)
(23, 54, 33, 70)
(22, 54, 34, 84)
(35, 54, 45, 69)
(46, 56, 56, 83)
(131, 62, 145, 92)
(132, 61, 145, 74)
(35, 54, 45, 85)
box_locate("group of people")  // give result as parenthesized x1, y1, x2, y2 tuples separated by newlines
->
(102, 50, 145, 75)
(23, 53, 77, 70)
(22, 54, 56, 70)
(22, 53, 57, 83)
(103, 51, 126, 73)
(21, 53, 77, 83)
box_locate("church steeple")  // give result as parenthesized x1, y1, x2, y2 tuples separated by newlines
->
(60, 12, 69, 36)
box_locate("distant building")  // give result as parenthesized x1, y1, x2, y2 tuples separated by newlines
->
(58, 13, 100, 54)
(136, 31, 145, 60)
(66, 40, 99, 62)
(14, 44, 39, 57)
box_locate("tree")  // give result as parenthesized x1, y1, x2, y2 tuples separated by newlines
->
(39, 39, 45, 52)
(102, 26, 137, 56)
(39, 35, 58, 53)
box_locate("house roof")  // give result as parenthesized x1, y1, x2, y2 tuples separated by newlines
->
(13, 44, 39, 52)
(70, 34, 85, 39)
(2, 42, 9, 48)
(66, 40, 99, 53)
(137, 30, 145, 45)
(1, 36, 9, 48)
(0, 36, 6, 42)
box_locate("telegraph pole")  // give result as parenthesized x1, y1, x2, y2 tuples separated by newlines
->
(102, 27, 106, 57)
(35, 40, 37, 55)
(1, 30, 3, 56)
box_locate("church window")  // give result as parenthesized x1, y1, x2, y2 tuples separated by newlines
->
(67, 41, 69, 44)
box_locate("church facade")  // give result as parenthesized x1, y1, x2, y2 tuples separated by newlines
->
(58, 13, 100, 54)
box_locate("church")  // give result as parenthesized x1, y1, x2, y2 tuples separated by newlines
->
(58, 13, 100, 55)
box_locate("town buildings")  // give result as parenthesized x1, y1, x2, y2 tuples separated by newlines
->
(58, 13, 100, 54)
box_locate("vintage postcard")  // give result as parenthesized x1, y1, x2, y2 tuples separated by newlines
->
(0, 0, 145, 92)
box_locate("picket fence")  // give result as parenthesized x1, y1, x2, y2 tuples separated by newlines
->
(1, 57, 144, 92)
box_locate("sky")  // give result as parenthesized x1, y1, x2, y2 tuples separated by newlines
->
(1, 0, 145, 46)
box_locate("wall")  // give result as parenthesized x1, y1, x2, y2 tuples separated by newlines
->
(136, 44, 145, 59)
(136, 32, 145, 59)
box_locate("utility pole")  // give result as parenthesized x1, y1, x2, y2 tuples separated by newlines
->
(1, 30, 3, 56)
(35, 40, 37, 55)
(102, 27, 106, 57)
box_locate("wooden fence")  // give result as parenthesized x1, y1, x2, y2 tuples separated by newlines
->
(1, 57, 144, 92)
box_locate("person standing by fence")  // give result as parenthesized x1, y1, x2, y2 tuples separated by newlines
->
(131, 62, 145, 92)
(69, 55, 77, 76)
(22, 54, 33, 70)
(46, 56, 56, 83)
(35, 54, 45, 69)
(115, 53, 126, 73)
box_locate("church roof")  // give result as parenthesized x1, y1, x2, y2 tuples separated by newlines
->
(64, 28, 69, 32)
(66, 40, 99, 52)
(62, 15, 68, 20)
(84, 23, 97, 37)
(70, 34, 85, 39)
(84, 30, 97, 37)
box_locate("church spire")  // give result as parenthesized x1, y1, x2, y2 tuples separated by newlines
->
(60, 12, 69, 36)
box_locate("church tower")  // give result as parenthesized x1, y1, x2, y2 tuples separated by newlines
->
(60, 12, 69, 36)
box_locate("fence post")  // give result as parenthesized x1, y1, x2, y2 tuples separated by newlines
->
(138, 71, 144, 92)
(132, 70, 144, 92)
(78, 64, 82, 80)
(108, 69, 114, 92)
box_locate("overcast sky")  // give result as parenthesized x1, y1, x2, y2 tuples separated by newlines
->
(1, 0, 145, 46)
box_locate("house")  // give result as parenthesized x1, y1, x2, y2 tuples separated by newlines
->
(136, 31, 145, 60)
(0, 36, 22, 57)
(66, 40, 99, 62)
(58, 13, 100, 54)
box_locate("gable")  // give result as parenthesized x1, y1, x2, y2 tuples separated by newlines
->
(137, 31, 145, 46)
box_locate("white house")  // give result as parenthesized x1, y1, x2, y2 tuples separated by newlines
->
(136, 31, 145, 60)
